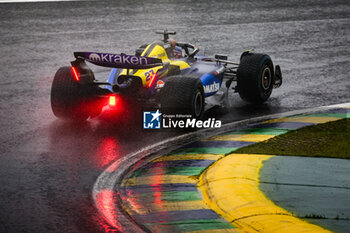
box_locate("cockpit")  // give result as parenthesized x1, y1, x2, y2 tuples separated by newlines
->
(135, 30, 199, 62)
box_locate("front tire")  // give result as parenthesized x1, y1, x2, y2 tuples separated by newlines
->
(160, 76, 204, 119)
(237, 53, 274, 104)
(50, 66, 90, 121)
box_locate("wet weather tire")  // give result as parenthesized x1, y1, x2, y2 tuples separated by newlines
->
(237, 53, 274, 104)
(50, 66, 89, 121)
(160, 76, 204, 119)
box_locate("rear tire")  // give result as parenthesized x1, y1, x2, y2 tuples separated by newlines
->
(160, 76, 204, 119)
(50, 66, 90, 121)
(237, 53, 274, 104)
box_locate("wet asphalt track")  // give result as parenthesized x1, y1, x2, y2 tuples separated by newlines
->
(0, 0, 349, 232)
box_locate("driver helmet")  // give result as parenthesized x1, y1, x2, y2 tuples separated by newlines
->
(169, 38, 182, 58)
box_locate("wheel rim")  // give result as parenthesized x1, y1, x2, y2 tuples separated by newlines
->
(261, 67, 272, 91)
(194, 90, 203, 117)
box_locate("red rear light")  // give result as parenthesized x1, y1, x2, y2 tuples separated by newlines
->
(71, 66, 80, 81)
(109, 95, 116, 107)
(108, 95, 121, 109)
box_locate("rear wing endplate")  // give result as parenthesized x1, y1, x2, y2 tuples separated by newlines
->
(73, 52, 163, 69)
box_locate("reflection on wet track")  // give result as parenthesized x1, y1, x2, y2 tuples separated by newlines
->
(95, 137, 120, 169)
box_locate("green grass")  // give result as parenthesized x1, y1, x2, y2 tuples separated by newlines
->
(234, 118, 350, 159)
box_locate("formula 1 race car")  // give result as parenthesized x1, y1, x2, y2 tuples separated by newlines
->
(51, 30, 282, 121)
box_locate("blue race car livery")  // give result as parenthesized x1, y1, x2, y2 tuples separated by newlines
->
(50, 30, 282, 121)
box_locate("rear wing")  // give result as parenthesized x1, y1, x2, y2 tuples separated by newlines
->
(73, 52, 163, 69)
